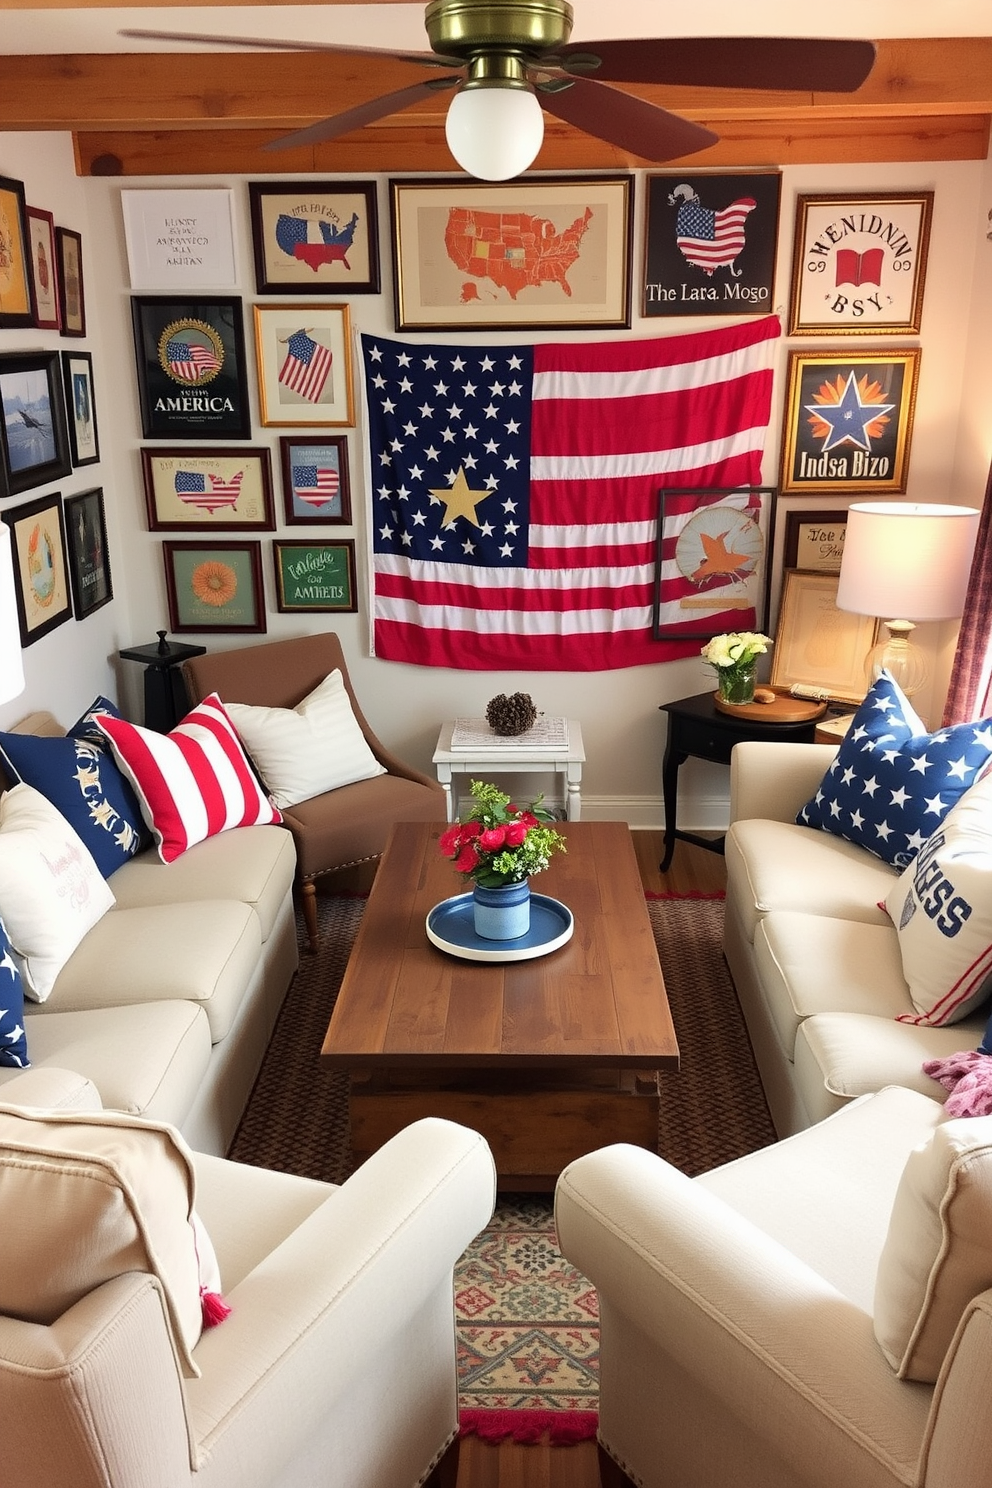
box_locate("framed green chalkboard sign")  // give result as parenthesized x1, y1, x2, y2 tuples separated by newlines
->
(273, 539, 356, 612)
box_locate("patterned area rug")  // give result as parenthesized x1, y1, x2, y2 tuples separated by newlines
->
(228, 890, 775, 1431)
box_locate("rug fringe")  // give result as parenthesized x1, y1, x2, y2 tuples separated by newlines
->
(460, 1408, 598, 1445)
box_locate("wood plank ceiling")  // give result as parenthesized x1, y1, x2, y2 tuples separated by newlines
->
(1, 4, 990, 176)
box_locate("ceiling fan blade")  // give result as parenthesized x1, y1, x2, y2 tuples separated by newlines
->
(538, 77, 717, 162)
(554, 36, 876, 92)
(265, 77, 461, 151)
(119, 27, 459, 69)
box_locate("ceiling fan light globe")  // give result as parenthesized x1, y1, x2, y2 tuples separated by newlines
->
(445, 85, 544, 180)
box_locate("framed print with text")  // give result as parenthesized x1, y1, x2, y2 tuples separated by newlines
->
(141, 446, 275, 531)
(4, 491, 72, 645)
(253, 303, 353, 426)
(55, 227, 86, 337)
(64, 486, 112, 619)
(779, 348, 920, 496)
(273, 539, 357, 613)
(789, 192, 933, 336)
(0, 351, 72, 498)
(121, 188, 237, 290)
(248, 180, 379, 295)
(642, 171, 780, 318)
(132, 295, 251, 440)
(769, 569, 878, 705)
(389, 175, 633, 331)
(782, 508, 849, 573)
(163, 539, 266, 634)
(0, 176, 32, 328)
(653, 486, 775, 641)
(61, 349, 100, 467)
(26, 206, 60, 330)
(278, 435, 351, 524)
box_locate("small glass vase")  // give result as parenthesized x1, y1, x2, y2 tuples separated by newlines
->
(472, 879, 531, 941)
(717, 665, 757, 706)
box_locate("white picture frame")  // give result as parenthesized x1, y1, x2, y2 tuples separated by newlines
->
(121, 188, 238, 290)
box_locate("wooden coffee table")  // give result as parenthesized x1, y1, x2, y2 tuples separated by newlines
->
(320, 819, 679, 1188)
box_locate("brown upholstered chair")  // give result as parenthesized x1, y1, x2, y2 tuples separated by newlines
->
(183, 633, 444, 952)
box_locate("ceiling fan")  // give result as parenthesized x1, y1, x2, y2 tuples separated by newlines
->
(121, 0, 877, 181)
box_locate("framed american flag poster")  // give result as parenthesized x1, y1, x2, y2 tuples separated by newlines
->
(131, 295, 251, 440)
(252, 303, 354, 426)
(642, 172, 781, 318)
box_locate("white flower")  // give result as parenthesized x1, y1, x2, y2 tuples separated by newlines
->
(701, 631, 772, 670)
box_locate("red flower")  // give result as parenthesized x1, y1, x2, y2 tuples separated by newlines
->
(455, 842, 480, 873)
(479, 826, 507, 851)
(517, 812, 539, 828)
(461, 819, 483, 838)
(439, 825, 462, 858)
(504, 821, 528, 846)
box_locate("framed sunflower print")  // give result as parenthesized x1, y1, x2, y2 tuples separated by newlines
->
(4, 491, 73, 645)
(163, 540, 266, 634)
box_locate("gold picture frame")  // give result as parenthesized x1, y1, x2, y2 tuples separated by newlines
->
(770, 569, 878, 705)
(252, 303, 354, 426)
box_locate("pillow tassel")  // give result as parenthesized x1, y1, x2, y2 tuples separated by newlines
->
(200, 1286, 232, 1328)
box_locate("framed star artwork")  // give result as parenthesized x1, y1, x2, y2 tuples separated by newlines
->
(652, 485, 776, 641)
(779, 349, 920, 496)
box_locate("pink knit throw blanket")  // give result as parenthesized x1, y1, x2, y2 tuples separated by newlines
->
(923, 1051, 992, 1117)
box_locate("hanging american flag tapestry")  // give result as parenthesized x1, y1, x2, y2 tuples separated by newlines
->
(361, 313, 780, 672)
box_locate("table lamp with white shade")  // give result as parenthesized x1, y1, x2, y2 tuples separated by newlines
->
(0, 522, 25, 706)
(835, 501, 980, 698)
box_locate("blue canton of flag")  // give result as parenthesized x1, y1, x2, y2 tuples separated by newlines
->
(367, 340, 534, 572)
(175, 470, 206, 493)
(677, 202, 715, 242)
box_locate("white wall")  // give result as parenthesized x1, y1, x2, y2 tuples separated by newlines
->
(2, 135, 990, 827)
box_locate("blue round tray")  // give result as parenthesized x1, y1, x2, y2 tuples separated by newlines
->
(426, 892, 574, 963)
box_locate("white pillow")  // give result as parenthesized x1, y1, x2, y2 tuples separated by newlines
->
(874, 1114, 992, 1381)
(0, 783, 115, 1002)
(885, 771, 992, 1026)
(225, 669, 386, 809)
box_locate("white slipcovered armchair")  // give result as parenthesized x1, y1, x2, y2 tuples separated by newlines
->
(0, 1068, 496, 1488)
(556, 1086, 992, 1488)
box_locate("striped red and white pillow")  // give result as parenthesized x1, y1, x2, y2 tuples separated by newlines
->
(96, 694, 281, 863)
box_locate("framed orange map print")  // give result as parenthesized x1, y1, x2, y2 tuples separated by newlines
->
(389, 175, 633, 331)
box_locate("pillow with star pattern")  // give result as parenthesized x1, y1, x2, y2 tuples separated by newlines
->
(796, 672, 992, 870)
(0, 916, 29, 1069)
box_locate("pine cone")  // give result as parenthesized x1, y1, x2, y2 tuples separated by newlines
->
(486, 692, 538, 736)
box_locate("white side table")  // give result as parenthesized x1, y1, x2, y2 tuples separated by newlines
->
(433, 719, 585, 822)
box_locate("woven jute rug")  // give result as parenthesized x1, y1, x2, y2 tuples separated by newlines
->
(228, 890, 775, 1437)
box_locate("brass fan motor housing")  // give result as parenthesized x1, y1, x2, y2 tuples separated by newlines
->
(425, 0, 574, 58)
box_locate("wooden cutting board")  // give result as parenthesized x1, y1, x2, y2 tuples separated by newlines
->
(712, 688, 828, 723)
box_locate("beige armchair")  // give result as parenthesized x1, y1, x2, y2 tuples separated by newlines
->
(556, 1086, 992, 1488)
(0, 1075, 496, 1488)
(183, 633, 444, 952)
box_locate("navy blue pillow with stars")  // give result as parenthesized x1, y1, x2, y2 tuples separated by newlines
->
(0, 917, 29, 1069)
(796, 671, 992, 870)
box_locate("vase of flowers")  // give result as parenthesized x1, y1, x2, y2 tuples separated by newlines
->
(438, 780, 567, 941)
(701, 631, 773, 706)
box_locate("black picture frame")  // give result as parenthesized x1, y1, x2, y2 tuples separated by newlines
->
(273, 539, 357, 612)
(278, 435, 351, 525)
(3, 491, 73, 645)
(64, 486, 113, 619)
(248, 180, 380, 295)
(61, 349, 100, 467)
(0, 175, 33, 329)
(652, 486, 776, 641)
(55, 226, 86, 337)
(0, 350, 73, 498)
(130, 295, 251, 440)
(642, 172, 781, 319)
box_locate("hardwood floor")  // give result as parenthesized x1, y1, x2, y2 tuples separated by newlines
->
(452, 828, 727, 1488)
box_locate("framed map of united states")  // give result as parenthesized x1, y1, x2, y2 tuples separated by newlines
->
(389, 176, 633, 332)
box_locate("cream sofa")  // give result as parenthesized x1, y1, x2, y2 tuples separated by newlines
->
(0, 711, 299, 1156)
(723, 739, 988, 1138)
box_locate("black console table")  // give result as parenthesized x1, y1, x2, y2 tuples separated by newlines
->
(658, 691, 821, 872)
(119, 633, 206, 732)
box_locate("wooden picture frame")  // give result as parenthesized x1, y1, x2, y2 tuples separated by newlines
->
(782, 508, 849, 573)
(642, 171, 780, 318)
(653, 486, 775, 641)
(61, 349, 100, 467)
(121, 188, 238, 289)
(779, 348, 920, 497)
(0, 350, 72, 498)
(3, 491, 73, 645)
(789, 192, 933, 336)
(273, 539, 357, 613)
(163, 539, 266, 634)
(0, 175, 33, 328)
(252, 302, 353, 426)
(55, 226, 86, 337)
(248, 180, 380, 295)
(64, 486, 112, 619)
(141, 446, 275, 531)
(25, 206, 61, 330)
(131, 295, 251, 440)
(389, 174, 633, 330)
(278, 435, 351, 525)
(769, 568, 878, 705)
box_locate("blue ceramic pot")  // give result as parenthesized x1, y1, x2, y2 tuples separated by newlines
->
(472, 879, 531, 941)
